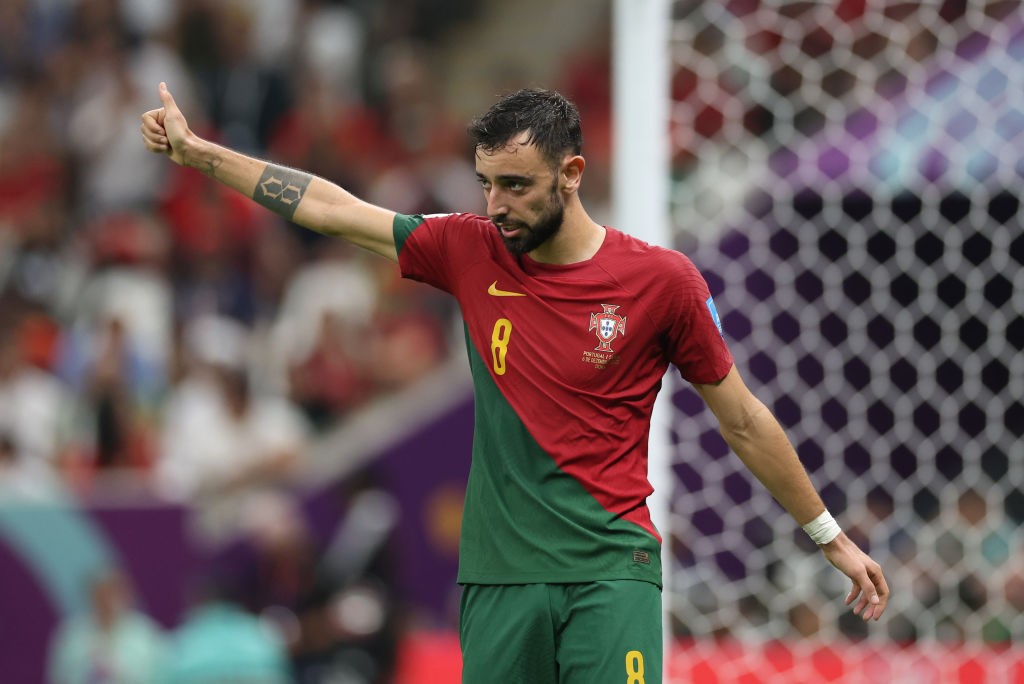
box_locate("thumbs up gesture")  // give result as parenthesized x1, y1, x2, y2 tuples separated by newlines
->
(139, 82, 191, 166)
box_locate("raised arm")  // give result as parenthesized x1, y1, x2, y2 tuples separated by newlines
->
(140, 82, 398, 260)
(693, 365, 890, 621)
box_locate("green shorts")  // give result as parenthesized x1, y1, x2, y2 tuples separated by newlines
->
(459, 580, 662, 684)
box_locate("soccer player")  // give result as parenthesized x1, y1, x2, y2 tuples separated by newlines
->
(140, 83, 889, 684)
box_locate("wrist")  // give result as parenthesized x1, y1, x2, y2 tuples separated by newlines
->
(803, 509, 842, 545)
(178, 133, 212, 172)
(183, 136, 204, 168)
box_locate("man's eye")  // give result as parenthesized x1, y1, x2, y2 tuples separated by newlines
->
(508, 182, 524, 191)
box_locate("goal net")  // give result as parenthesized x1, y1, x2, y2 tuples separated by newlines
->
(659, 0, 1024, 676)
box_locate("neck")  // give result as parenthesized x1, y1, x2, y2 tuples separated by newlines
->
(528, 201, 605, 265)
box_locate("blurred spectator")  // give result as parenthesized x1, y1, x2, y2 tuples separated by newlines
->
(63, 0, 193, 216)
(235, 480, 402, 683)
(269, 240, 378, 413)
(266, 70, 386, 223)
(160, 570, 292, 684)
(364, 258, 450, 393)
(364, 41, 481, 216)
(288, 309, 373, 429)
(158, 314, 311, 542)
(178, 0, 291, 156)
(57, 211, 173, 408)
(159, 163, 272, 325)
(248, 223, 305, 326)
(0, 201, 82, 320)
(51, 210, 173, 487)
(81, 316, 159, 474)
(297, 2, 365, 100)
(0, 0, 62, 78)
(0, 72, 64, 217)
(0, 317, 74, 484)
(47, 566, 167, 684)
(365, 306, 448, 393)
(317, 472, 403, 683)
(0, 73, 78, 315)
(0, 431, 61, 501)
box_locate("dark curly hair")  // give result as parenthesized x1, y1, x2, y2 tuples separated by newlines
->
(468, 88, 583, 168)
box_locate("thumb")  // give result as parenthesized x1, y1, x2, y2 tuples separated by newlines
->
(158, 81, 179, 113)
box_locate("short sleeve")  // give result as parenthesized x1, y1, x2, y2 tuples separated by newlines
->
(395, 212, 499, 296)
(664, 255, 733, 384)
(394, 212, 456, 292)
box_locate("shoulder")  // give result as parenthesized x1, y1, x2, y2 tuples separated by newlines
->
(602, 228, 708, 290)
(396, 211, 492, 235)
(395, 212, 496, 251)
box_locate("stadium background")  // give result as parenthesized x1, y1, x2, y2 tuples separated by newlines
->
(0, 0, 1022, 682)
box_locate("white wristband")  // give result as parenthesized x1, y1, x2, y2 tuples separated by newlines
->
(803, 510, 842, 545)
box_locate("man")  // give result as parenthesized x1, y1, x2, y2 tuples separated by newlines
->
(141, 83, 888, 683)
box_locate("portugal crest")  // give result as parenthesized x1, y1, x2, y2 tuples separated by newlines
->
(589, 304, 627, 352)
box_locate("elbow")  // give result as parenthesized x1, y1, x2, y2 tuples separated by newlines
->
(718, 397, 772, 447)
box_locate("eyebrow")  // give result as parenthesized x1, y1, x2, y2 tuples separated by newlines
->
(475, 172, 534, 184)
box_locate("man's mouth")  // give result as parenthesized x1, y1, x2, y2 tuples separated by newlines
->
(495, 221, 525, 238)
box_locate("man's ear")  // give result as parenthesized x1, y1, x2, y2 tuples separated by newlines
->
(561, 155, 586, 193)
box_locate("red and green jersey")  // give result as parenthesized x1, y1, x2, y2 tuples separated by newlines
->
(394, 213, 733, 588)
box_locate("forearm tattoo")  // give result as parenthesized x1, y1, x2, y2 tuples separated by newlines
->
(201, 154, 222, 176)
(252, 164, 313, 220)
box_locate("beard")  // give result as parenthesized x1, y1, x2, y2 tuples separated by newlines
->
(494, 183, 564, 255)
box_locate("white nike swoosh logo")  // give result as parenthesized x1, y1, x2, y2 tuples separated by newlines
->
(487, 281, 526, 297)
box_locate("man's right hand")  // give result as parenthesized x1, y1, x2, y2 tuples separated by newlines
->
(137, 80, 399, 260)
(140, 82, 191, 166)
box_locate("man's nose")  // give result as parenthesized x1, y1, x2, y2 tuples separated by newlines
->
(486, 187, 507, 217)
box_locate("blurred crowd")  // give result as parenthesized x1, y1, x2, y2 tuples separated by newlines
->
(0, 0, 493, 504)
(47, 476, 405, 684)
(0, 0, 612, 505)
